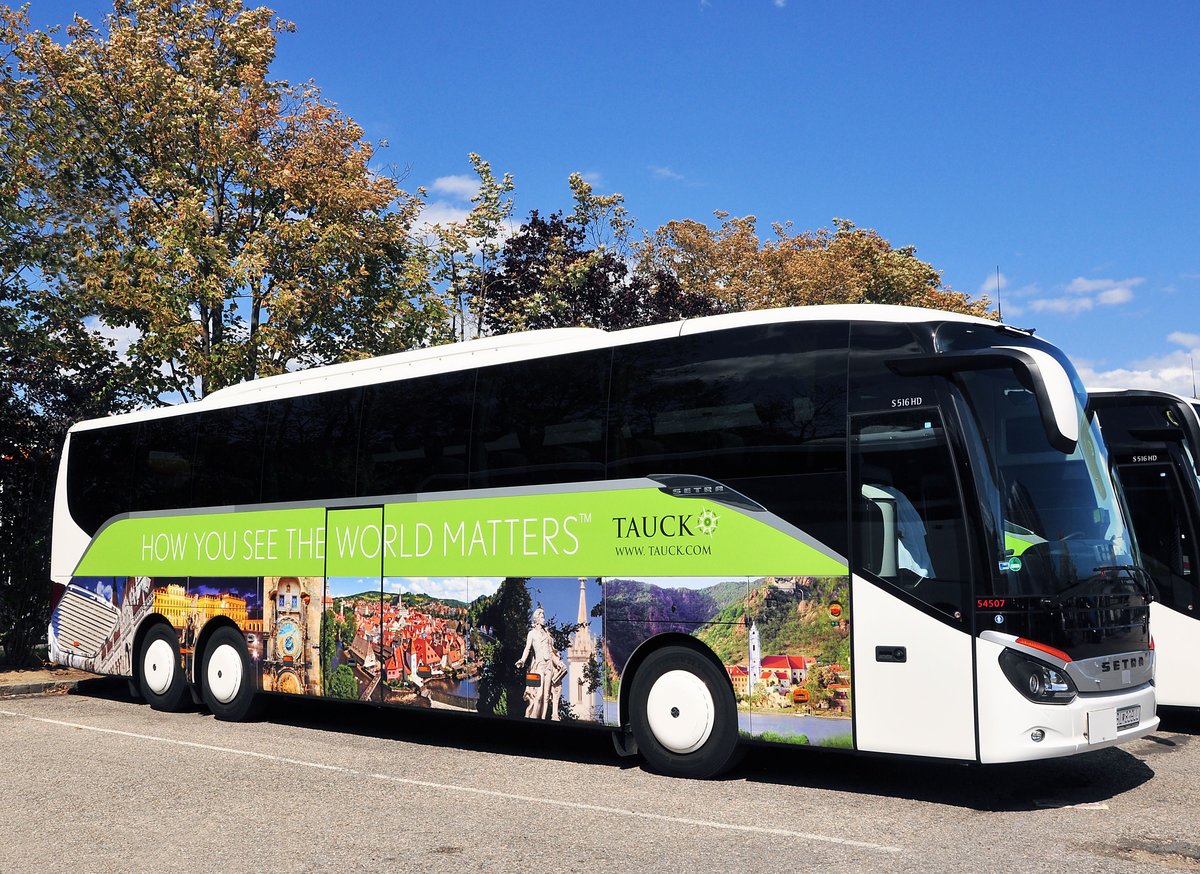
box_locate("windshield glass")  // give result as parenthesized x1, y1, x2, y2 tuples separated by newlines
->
(937, 325, 1138, 598)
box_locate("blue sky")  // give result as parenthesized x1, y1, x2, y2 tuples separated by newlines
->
(27, 1, 1200, 393)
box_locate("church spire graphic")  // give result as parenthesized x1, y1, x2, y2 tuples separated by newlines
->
(748, 621, 761, 695)
(567, 577, 597, 715)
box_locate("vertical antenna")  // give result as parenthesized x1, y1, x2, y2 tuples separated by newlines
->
(1192, 353, 1197, 399)
(996, 266, 1003, 323)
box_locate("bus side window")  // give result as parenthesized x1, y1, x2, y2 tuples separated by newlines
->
(66, 422, 139, 535)
(852, 409, 970, 618)
(470, 350, 610, 489)
(357, 369, 475, 497)
(261, 388, 362, 504)
(132, 416, 196, 512)
(608, 322, 849, 556)
(193, 403, 268, 508)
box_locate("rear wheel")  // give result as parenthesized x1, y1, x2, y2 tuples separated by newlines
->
(137, 623, 189, 712)
(629, 645, 741, 779)
(200, 626, 260, 721)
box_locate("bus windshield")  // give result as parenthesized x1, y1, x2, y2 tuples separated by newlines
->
(938, 326, 1138, 599)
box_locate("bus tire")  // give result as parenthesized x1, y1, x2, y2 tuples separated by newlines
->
(629, 645, 740, 779)
(200, 626, 260, 722)
(137, 623, 189, 712)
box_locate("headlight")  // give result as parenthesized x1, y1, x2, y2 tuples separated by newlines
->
(999, 649, 1077, 705)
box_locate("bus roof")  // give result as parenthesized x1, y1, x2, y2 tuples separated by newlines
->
(1088, 387, 1200, 405)
(69, 303, 999, 432)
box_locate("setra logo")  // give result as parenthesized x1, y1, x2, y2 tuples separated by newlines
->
(1098, 656, 1146, 673)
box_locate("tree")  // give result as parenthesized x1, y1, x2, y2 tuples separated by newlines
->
(565, 172, 633, 258)
(1, 15, 145, 662)
(472, 577, 532, 717)
(480, 207, 725, 336)
(431, 152, 514, 341)
(0, 308, 130, 665)
(326, 663, 358, 700)
(639, 214, 994, 317)
(1, 0, 449, 402)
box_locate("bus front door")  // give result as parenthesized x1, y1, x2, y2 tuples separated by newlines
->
(849, 408, 977, 760)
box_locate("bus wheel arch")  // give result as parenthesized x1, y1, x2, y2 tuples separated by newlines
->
(620, 634, 741, 779)
(196, 621, 261, 722)
(135, 618, 190, 712)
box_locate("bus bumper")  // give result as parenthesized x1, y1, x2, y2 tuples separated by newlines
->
(978, 637, 1158, 762)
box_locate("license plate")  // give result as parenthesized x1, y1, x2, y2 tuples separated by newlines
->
(1116, 705, 1140, 729)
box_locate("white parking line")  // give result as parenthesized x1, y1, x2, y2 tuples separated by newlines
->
(368, 771, 901, 851)
(0, 709, 902, 854)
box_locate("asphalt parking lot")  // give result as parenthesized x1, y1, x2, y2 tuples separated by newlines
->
(2, 678, 1199, 873)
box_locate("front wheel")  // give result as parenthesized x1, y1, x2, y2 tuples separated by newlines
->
(629, 645, 741, 779)
(200, 626, 261, 721)
(137, 623, 189, 712)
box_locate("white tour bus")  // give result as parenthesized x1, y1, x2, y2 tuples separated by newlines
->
(49, 305, 1157, 778)
(1091, 388, 1200, 708)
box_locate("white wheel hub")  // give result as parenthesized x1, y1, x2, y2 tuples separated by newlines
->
(645, 669, 715, 754)
(143, 638, 176, 695)
(206, 643, 243, 705)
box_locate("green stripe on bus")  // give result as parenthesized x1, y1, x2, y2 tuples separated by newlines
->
(73, 486, 848, 578)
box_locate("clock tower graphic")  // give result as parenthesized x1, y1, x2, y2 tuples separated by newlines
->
(265, 577, 320, 695)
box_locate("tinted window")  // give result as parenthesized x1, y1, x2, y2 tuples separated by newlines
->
(609, 322, 849, 553)
(1117, 462, 1198, 612)
(132, 415, 196, 512)
(358, 370, 475, 496)
(471, 350, 610, 488)
(262, 389, 362, 503)
(852, 408, 970, 618)
(193, 403, 267, 507)
(847, 321, 937, 414)
(67, 423, 138, 534)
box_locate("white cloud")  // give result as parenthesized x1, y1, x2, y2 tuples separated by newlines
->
(1016, 275, 1142, 317)
(84, 317, 141, 358)
(417, 200, 471, 228)
(429, 174, 480, 200)
(1065, 275, 1143, 296)
(1066, 277, 1113, 294)
(416, 170, 519, 244)
(383, 577, 503, 601)
(1029, 296, 1095, 315)
(1097, 287, 1133, 305)
(773, 0, 787, 6)
(1169, 331, 1200, 349)
(977, 271, 1007, 298)
(412, 199, 472, 242)
(1077, 348, 1200, 395)
(649, 165, 686, 182)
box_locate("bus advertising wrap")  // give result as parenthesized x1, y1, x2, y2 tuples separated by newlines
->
(71, 483, 849, 579)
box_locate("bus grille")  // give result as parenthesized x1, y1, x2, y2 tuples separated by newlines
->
(53, 585, 120, 658)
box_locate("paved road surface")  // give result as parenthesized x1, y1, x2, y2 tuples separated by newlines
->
(2, 679, 1199, 873)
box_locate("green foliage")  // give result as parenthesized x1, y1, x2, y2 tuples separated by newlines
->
(320, 608, 337, 693)
(819, 734, 855, 749)
(696, 576, 851, 671)
(480, 206, 727, 336)
(2, 0, 449, 401)
(753, 731, 811, 746)
(432, 153, 514, 341)
(326, 663, 358, 700)
(471, 577, 532, 717)
(583, 653, 602, 696)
